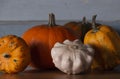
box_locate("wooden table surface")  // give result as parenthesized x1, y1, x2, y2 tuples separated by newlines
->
(0, 67, 120, 79)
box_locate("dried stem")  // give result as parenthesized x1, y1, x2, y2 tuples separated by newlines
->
(48, 13, 56, 27)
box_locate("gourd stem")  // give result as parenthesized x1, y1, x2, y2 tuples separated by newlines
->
(92, 15, 98, 32)
(48, 13, 56, 27)
(82, 16, 86, 24)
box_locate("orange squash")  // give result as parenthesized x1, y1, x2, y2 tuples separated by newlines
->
(84, 15, 120, 71)
(0, 35, 30, 73)
(22, 13, 78, 69)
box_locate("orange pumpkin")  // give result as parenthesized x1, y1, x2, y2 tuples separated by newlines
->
(84, 15, 120, 71)
(64, 17, 91, 42)
(22, 13, 78, 69)
(64, 17, 101, 42)
(0, 35, 30, 73)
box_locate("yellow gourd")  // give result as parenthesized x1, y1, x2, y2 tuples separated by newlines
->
(0, 35, 30, 73)
(84, 15, 120, 71)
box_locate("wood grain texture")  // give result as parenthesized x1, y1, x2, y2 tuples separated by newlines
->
(0, 68, 120, 79)
(0, 20, 120, 37)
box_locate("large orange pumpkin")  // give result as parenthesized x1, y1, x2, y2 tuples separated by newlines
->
(0, 35, 30, 73)
(22, 13, 78, 69)
(84, 15, 120, 71)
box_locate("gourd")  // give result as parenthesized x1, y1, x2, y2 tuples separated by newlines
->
(84, 15, 120, 71)
(0, 35, 30, 73)
(51, 39, 94, 74)
(22, 13, 78, 69)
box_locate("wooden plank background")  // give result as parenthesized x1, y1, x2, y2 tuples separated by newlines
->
(0, 20, 120, 37)
(0, 0, 120, 36)
(0, 0, 120, 21)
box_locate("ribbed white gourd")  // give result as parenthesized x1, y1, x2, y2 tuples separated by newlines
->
(51, 39, 94, 75)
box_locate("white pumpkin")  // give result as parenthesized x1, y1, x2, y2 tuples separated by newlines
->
(51, 39, 94, 75)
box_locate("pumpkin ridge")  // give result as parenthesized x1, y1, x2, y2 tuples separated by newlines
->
(93, 34, 106, 69)
(96, 28, 120, 68)
(98, 27, 120, 54)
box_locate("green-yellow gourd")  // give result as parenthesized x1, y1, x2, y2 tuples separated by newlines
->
(84, 15, 120, 71)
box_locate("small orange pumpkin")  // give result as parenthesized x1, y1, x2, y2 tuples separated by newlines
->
(84, 15, 120, 71)
(0, 35, 30, 73)
(64, 17, 91, 42)
(22, 13, 78, 69)
(64, 17, 101, 42)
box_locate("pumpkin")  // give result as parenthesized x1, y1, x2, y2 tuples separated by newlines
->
(84, 15, 120, 71)
(0, 35, 30, 73)
(51, 39, 94, 74)
(64, 17, 91, 42)
(64, 17, 101, 42)
(22, 13, 78, 69)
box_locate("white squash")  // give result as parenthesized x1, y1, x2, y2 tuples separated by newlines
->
(51, 39, 94, 75)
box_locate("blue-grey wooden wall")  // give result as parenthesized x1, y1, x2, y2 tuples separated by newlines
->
(0, 0, 120, 21)
(0, 0, 120, 37)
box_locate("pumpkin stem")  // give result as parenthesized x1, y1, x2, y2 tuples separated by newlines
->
(92, 15, 98, 32)
(82, 16, 87, 24)
(3, 53, 11, 58)
(48, 13, 57, 27)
